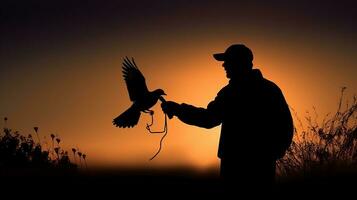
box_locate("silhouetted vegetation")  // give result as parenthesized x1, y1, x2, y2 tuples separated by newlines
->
(0, 89, 356, 194)
(0, 121, 87, 172)
(277, 88, 357, 180)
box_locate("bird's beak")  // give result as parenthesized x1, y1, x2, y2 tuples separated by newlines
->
(163, 93, 167, 95)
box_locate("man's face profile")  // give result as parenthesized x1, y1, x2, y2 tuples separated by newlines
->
(222, 59, 251, 79)
(222, 61, 233, 78)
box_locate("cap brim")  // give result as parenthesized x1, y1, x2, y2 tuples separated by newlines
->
(213, 53, 225, 61)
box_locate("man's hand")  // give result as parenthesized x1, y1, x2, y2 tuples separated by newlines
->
(161, 101, 180, 118)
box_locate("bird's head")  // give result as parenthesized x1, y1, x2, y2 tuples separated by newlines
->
(153, 89, 166, 97)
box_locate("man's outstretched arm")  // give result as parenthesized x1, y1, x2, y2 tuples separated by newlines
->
(161, 96, 223, 129)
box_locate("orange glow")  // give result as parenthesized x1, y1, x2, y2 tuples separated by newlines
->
(1, 32, 356, 171)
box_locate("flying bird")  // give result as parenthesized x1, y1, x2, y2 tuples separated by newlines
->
(113, 57, 166, 128)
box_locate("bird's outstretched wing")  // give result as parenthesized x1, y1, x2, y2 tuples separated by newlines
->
(122, 57, 149, 101)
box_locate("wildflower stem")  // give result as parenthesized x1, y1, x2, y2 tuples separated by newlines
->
(34, 127, 41, 145)
(4, 117, 7, 129)
(84, 160, 88, 170)
(73, 152, 77, 164)
(78, 156, 82, 169)
(52, 140, 55, 159)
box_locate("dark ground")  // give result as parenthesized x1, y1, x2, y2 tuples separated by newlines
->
(1, 167, 356, 198)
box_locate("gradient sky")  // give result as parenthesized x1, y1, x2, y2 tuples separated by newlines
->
(1, 0, 356, 170)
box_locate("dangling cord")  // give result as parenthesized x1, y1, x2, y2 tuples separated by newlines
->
(146, 112, 168, 160)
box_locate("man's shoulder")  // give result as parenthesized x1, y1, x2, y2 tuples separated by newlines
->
(261, 77, 282, 94)
(253, 68, 281, 92)
(217, 84, 231, 96)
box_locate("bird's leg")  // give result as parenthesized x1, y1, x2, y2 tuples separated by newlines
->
(143, 110, 154, 115)
(144, 109, 155, 129)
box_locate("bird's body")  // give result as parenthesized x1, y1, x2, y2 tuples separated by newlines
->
(113, 57, 166, 128)
(135, 91, 162, 111)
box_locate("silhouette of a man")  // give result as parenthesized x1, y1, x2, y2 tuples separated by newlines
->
(161, 44, 293, 188)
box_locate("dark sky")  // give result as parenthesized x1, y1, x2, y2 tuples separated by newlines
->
(2, 0, 356, 65)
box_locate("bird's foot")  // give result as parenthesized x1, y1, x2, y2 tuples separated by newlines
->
(144, 110, 154, 115)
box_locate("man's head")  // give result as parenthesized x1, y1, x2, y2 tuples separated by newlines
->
(213, 44, 253, 79)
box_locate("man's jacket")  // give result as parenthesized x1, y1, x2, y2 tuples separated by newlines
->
(175, 69, 293, 162)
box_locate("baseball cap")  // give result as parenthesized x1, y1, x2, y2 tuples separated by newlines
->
(213, 44, 253, 62)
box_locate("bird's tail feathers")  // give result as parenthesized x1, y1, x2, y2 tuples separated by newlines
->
(113, 106, 141, 128)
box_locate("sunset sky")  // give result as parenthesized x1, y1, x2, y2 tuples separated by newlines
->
(1, 0, 356, 170)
